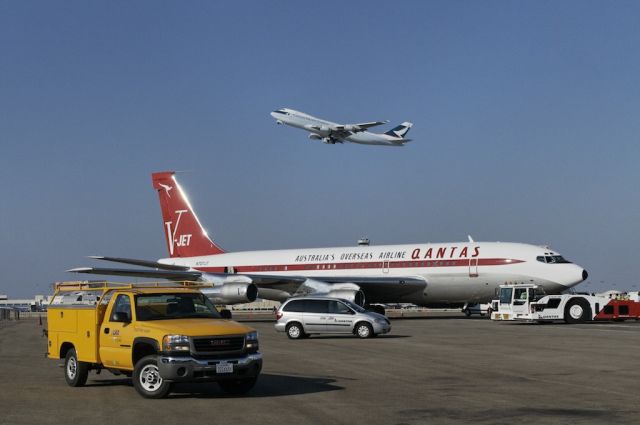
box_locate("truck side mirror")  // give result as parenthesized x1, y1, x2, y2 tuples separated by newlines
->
(220, 309, 232, 319)
(112, 311, 131, 323)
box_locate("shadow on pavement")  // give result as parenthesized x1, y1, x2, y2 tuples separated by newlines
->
(170, 373, 343, 398)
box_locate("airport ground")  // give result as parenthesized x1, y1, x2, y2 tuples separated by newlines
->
(1, 314, 639, 425)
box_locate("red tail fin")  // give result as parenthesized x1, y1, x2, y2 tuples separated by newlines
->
(151, 172, 225, 258)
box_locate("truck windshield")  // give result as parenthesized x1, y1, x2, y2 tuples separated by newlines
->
(499, 288, 513, 304)
(135, 293, 221, 321)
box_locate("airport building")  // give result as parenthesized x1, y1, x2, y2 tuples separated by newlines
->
(0, 295, 50, 311)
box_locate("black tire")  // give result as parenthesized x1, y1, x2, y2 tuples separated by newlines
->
(564, 298, 592, 324)
(218, 377, 258, 395)
(463, 309, 471, 317)
(355, 322, 374, 339)
(286, 322, 305, 339)
(64, 348, 89, 387)
(133, 355, 172, 399)
(486, 308, 493, 318)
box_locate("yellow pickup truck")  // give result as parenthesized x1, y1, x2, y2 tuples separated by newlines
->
(47, 281, 262, 398)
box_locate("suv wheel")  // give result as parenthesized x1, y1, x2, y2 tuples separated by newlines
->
(286, 322, 305, 339)
(355, 322, 373, 338)
(133, 355, 172, 398)
(64, 348, 89, 387)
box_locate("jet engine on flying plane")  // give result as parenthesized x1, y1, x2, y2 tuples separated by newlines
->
(308, 134, 322, 140)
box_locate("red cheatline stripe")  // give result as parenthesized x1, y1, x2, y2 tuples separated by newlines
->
(195, 258, 524, 274)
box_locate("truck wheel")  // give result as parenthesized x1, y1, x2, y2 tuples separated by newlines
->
(218, 377, 258, 395)
(355, 322, 373, 338)
(286, 322, 305, 339)
(64, 348, 89, 387)
(564, 298, 591, 324)
(133, 355, 172, 399)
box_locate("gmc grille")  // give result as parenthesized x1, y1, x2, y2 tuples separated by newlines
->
(193, 336, 244, 353)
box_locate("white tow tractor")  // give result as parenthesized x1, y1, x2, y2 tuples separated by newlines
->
(491, 283, 640, 324)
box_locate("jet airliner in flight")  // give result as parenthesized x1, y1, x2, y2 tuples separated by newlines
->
(271, 108, 413, 146)
(70, 172, 588, 309)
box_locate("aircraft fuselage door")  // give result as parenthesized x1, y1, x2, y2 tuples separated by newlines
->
(382, 261, 390, 274)
(469, 258, 478, 277)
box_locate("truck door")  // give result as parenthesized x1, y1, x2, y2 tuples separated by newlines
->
(511, 287, 529, 316)
(99, 294, 136, 370)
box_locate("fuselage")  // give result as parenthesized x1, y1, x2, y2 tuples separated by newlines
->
(160, 241, 587, 305)
(271, 108, 404, 146)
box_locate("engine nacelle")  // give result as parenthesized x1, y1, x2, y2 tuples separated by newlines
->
(276, 120, 283, 125)
(326, 289, 366, 306)
(308, 134, 322, 140)
(202, 283, 258, 304)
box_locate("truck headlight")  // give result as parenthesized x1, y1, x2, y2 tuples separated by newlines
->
(245, 331, 259, 353)
(163, 334, 190, 352)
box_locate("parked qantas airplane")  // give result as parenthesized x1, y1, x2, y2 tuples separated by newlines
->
(70, 172, 588, 308)
(270, 108, 413, 146)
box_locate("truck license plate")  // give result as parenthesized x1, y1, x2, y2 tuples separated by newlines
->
(216, 362, 233, 374)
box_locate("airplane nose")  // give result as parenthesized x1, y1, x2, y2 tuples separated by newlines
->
(582, 269, 588, 281)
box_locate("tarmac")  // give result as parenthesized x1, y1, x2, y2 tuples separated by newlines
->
(0, 314, 639, 425)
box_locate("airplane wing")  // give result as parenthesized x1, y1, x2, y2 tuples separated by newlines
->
(333, 121, 389, 132)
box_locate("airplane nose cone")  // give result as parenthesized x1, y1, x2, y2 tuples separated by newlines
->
(582, 269, 588, 281)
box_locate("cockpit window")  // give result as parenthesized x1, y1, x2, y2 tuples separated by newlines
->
(272, 110, 288, 115)
(536, 255, 571, 264)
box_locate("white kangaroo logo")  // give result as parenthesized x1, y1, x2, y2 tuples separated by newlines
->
(159, 183, 173, 198)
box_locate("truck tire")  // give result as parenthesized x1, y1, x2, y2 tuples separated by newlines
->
(64, 348, 89, 387)
(133, 355, 172, 399)
(218, 377, 258, 395)
(564, 298, 592, 324)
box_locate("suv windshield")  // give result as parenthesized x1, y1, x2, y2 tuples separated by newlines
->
(135, 293, 221, 321)
(342, 300, 366, 313)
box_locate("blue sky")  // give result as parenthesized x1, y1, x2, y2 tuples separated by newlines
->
(1, 1, 639, 297)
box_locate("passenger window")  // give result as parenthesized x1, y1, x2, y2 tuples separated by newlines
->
(283, 300, 305, 312)
(603, 305, 614, 314)
(619, 305, 629, 315)
(111, 294, 131, 321)
(329, 301, 352, 315)
(305, 300, 330, 314)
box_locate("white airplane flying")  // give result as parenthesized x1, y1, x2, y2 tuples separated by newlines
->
(270, 108, 413, 146)
(70, 172, 588, 308)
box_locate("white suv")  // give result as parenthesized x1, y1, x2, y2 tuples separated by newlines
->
(274, 297, 391, 339)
